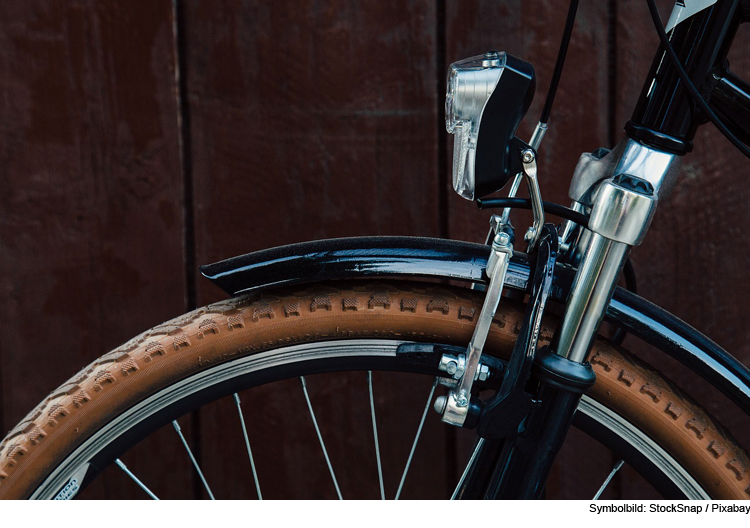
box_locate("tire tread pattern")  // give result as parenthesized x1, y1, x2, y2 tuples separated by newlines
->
(0, 282, 748, 499)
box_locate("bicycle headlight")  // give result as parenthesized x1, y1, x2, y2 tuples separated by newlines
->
(446, 52, 505, 200)
(446, 51, 535, 201)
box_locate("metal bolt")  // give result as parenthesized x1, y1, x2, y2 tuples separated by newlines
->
(434, 395, 447, 414)
(456, 391, 469, 407)
(438, 354, 463, 378)
(494, 231, 511, 247)
(521, 149, 535, 163)
(477, 364, 490, 382)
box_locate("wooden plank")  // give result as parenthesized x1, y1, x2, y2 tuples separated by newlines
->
(614, 0, 750, 461)
(0, 0, 190, 498)
(184, 0, 445, 498)
(187, 0, 441, 300)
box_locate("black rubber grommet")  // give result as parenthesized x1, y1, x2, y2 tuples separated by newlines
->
(624, 121, 693, 154)
(463, 398, 483, 430)
(533, 346, 596, 393)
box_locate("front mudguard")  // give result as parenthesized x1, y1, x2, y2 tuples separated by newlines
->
(201, 236, 750, 414)
(200, 236, 545, 296)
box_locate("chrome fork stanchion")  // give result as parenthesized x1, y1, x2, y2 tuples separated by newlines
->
(468, 141, 678, 499)
(555, 233, 630, 362)
(555, 139, 680, 362)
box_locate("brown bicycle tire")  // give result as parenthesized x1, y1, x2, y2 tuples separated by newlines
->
(0, 280, 748, 499)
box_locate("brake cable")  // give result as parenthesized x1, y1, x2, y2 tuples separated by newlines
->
(478, 197, 589, 228)
(499, 0, 580, 241)
(538, 0, 580, 129)
(645, 0, 750, 159)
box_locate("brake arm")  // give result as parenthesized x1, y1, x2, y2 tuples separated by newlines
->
(477, 223, 558, 439)
(441, 226, 514, 427)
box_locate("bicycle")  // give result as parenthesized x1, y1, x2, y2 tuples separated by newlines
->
(2, 0, 750, 499)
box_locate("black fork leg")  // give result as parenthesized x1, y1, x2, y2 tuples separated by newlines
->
(481, 386, 585, 499)
(457, 363, 595, 499)
(456, 371, 592, 500)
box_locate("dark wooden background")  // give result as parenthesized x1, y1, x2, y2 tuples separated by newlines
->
(2, 0, 750, 499)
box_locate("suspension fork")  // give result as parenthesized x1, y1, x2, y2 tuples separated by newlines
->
(555, 139, 680, 362)
(457, 139, 680, 499)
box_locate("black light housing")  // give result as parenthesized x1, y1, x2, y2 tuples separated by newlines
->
(446, 52, 536, 200)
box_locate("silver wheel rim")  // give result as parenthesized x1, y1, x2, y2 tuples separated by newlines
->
(31, 339, 708, 499)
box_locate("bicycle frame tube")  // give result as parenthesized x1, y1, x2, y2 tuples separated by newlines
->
(710, 71, 750, 144)
(627, 0, 750, 152)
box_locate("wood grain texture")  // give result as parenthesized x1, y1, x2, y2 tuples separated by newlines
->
(185, 0, 442, 305)
(181, 0, 446, 499)
(0, 0, 190, 497)
(1, 0, 749, 499)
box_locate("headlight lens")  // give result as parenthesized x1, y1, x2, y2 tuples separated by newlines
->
(446, 52, 506, 200)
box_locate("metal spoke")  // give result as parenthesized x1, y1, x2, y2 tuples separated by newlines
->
(394, 378, 438, 500)
(593, 459, 625, 500)
(300, 376, 343, 499)
(115, 458, 159, 500)
(233, 393, 263, 500)
(367, 371, 386, 500)
(450, 438, 485, 500)
(172, 420, 216, 500)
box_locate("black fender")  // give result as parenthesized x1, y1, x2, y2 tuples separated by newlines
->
(201, 236, 750, 414)
(200, 236, 545, 296)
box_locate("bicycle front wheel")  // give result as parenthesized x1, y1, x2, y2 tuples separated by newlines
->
(1, 281, 748, 499)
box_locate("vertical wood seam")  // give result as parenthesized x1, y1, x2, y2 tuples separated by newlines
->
(171, 0, 201, 500)
(172, 0, 197, 314)
(434, 0, 457, 494)
(607, 0, 619, 147)
(436, 0, 449, 240)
